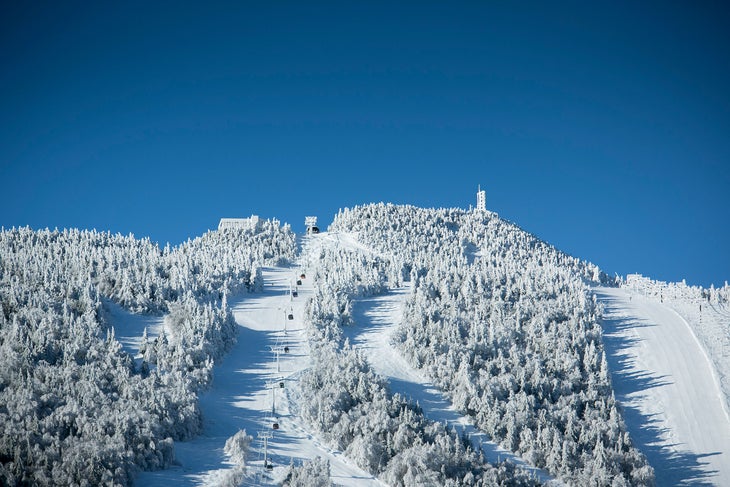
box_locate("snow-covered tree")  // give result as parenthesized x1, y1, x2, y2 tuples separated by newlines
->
(320, 204, 653, 486)
(298, 224, 541, 486)
(0, 221, 295, 486)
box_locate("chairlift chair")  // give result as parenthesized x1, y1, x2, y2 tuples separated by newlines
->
(296, 279, 302, 286)
(288, 313, 294, 320)
(272, 422, 279, 430)
(284, 346, 290, 353)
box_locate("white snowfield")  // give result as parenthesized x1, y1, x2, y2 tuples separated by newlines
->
(595, 286, 730, 486)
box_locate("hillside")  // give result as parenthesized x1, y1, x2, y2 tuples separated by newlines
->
(325, 204, 651, 485)
(0, 223, 296, 485)
(1, 204, 728, 486)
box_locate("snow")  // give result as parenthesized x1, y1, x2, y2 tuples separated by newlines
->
(662, 297, 730, 415)
(346, 286, 560, 485)
(103, 297, 163, 357)
(324, 230, 560, 485)
(596, 286, 730, 486)
(133, 232, 559, 486)
(137, 265, 381, 486)
(317, 230, 388, 260)
(621, 277, 730, 414)
(124, 230, 729, 486)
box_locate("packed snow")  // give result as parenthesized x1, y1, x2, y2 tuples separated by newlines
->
(596, 286, 730, 485)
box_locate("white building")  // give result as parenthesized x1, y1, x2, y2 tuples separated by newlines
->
(218, 215, 261, 231)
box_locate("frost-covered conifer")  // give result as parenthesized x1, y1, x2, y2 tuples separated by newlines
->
(298, 225, 541, 486)
(0, 221, 295, 486)
(323, 204, 654, 486)
(284, 456, 332, 487)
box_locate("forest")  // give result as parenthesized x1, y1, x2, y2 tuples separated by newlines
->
(325, 204, 654, 486)
(0, 222, 295, 486)
(2, 203, 695, 485)
(298, 234, 539, 486)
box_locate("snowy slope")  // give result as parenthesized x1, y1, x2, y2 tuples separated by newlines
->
(104, 297, 164, 357)
(659, 296, 730, 414)
(121, 227, 729, 486)
(596, 286, 730, 486)
(137, 265, 381, 486)
(346, 285, 560, 485)
(621, 276, 730, 413)
(312, 230, 556, 483)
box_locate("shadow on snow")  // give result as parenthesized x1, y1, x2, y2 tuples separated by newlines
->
(599, 293, 719, 486)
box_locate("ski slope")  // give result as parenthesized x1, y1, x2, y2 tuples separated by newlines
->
(121, 230, 730, 486)
(346, 286, 560, 485)
(596, 286, 730, 486)
(316, 230, 559, 484)
(136, 265, 380, 486)
(663, 297, 730, 413)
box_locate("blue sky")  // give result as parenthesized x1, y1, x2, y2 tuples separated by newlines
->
(1, 2, 728, 287)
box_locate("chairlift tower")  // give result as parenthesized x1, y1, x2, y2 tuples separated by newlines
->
(269, 346, 281, 374)
(305, 216, 319, 234)
(476, 185, 486, 212)
(283, 309, 291, 335)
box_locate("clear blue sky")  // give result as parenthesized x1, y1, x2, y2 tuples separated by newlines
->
(1, 2, 728, 287)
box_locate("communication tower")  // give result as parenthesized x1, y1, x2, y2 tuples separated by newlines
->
(476, 185, 486, 212)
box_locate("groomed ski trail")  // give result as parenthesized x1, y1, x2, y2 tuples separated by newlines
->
(137, 265, 381, 486)
(596, 286, 730, 486)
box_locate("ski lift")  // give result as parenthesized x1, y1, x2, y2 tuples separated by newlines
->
(296, 279, 302, 286)
(272, 422, 279, 430)
(279, 381, 285, 388)
(284, 346, 290, 353)
(292, 290, 298, 297)
(265, 461, 274, 470)
(288, 313, 294, 320)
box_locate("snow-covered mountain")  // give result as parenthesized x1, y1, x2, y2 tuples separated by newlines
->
(1, 204, 728, 486)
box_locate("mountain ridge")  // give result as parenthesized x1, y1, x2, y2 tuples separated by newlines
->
(1, 203, 728, 485)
